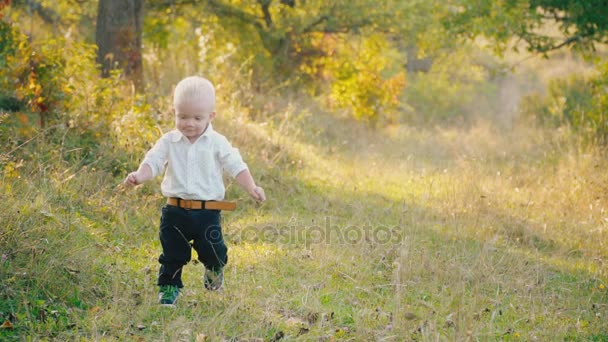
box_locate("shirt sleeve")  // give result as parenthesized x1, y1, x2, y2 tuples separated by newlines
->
(141, 135, 169, 178)
(217, 136, 248, 178)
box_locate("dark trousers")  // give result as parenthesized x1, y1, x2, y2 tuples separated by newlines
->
(157, 205, 228, 288)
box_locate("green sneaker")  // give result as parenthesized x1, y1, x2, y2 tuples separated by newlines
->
(158, 284, 179, 306)
(204, 268, 224, 291)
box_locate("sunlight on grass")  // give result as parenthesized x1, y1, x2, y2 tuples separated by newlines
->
(2, 107, 608, 340)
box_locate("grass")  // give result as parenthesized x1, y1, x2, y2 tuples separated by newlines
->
(1, 105, 608, 341)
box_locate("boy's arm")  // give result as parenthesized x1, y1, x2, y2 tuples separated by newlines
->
(235, 169, 266, 202)
(217, 135, 265, 202)
(124, 134, 169, 186)
(124, 163, 154, 186)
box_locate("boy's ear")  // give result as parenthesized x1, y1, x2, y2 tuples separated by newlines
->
(209, 111, 217, 121)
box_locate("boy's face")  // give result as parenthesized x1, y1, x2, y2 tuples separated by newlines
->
(175, 100, 216, 141)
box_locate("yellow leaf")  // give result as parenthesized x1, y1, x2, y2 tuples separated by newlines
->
(0, 320, 13, 329)
(17, 113, 29, 125)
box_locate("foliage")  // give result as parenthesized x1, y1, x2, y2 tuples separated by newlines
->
(144, 0, 442, 122)
(0, 18, 115, 129)
(8, 0, 97, 38)
(143, 10, 251, 93)
(520, 60, 608, 142)
(402, 48, 497, 123)
(304, 33, 406, 123)
(446, 0, 608, 54)
(0, 10, 157, 174)
(151, 0, 406, 69)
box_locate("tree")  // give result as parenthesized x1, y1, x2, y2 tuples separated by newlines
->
(95, 0, 144, 90)
(144, 0, 447, 122)
(446, 0, 608, 55)
(149, 0, 414, 73)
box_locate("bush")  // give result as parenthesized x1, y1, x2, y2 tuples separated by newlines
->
(0, 16, 159, 176)
(302, 33, 406, 124)
(520, 60, 608, 143)
(0, 19, 71, 128)
(402, 48, 498, 124)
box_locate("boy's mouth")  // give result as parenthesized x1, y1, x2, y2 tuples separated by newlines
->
(183, 128, 199, 135)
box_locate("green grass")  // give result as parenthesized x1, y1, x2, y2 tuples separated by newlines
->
(1, 111, 607, 341)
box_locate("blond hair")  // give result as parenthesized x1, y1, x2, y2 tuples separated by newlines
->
(173, 76, 216, 112)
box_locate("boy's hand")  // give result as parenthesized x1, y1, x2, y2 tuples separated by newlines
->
(235, 169, 265, 202)
(124, 164, 153, 187)
(249, 186, 266, 202)
(124, 172, 142, 186)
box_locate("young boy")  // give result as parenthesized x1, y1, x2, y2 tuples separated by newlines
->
(124, 76, 265, 306)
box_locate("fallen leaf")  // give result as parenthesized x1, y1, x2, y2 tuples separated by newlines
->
(445, 313, 455, 328)
(40, 210, 54, 218)
(285, 317, 306, 327)
(306, 312, 319, 324)
(298, 327, 310, 336)
(64, 266, 80, 275)
(403, 312, 418, 320)
(322, 312, 335, 322)
(0, 320, 13, 329)
(38, 309, 47, 322)
(270, 331, 284, 341)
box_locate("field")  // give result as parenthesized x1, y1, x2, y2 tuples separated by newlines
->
(2, 97, 608, 340)
(3, 0, 608, 339)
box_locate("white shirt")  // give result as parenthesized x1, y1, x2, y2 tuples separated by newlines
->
(141, 124, 248, 201)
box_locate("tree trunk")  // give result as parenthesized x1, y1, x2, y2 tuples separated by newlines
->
(405, 44, 433, 74)
(95, 0, 144, 90)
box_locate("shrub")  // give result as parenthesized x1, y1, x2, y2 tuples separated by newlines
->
(402, 48, 498, 124)
(0, 16, 157, 175)
(302, 33, 406, 124)
(520, 60, 608, 143)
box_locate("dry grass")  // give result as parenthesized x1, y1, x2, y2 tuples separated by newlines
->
(2, 72, 608, 342)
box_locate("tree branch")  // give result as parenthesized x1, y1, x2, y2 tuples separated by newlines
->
(13, 0, 59, 23)
(279, 0, 295, 7)
(257, 0, 273, 28)
(301, 15, 329, 33)
(300, 15, 379, 35)
(539, 34, 586, 52)
(539, 12, 569, 22)
(205, 0, 264, 30)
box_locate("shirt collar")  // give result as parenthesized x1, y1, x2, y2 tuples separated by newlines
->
(170, 123, 214, 143)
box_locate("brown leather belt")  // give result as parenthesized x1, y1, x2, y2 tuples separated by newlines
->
(167, 198, 236, 211)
